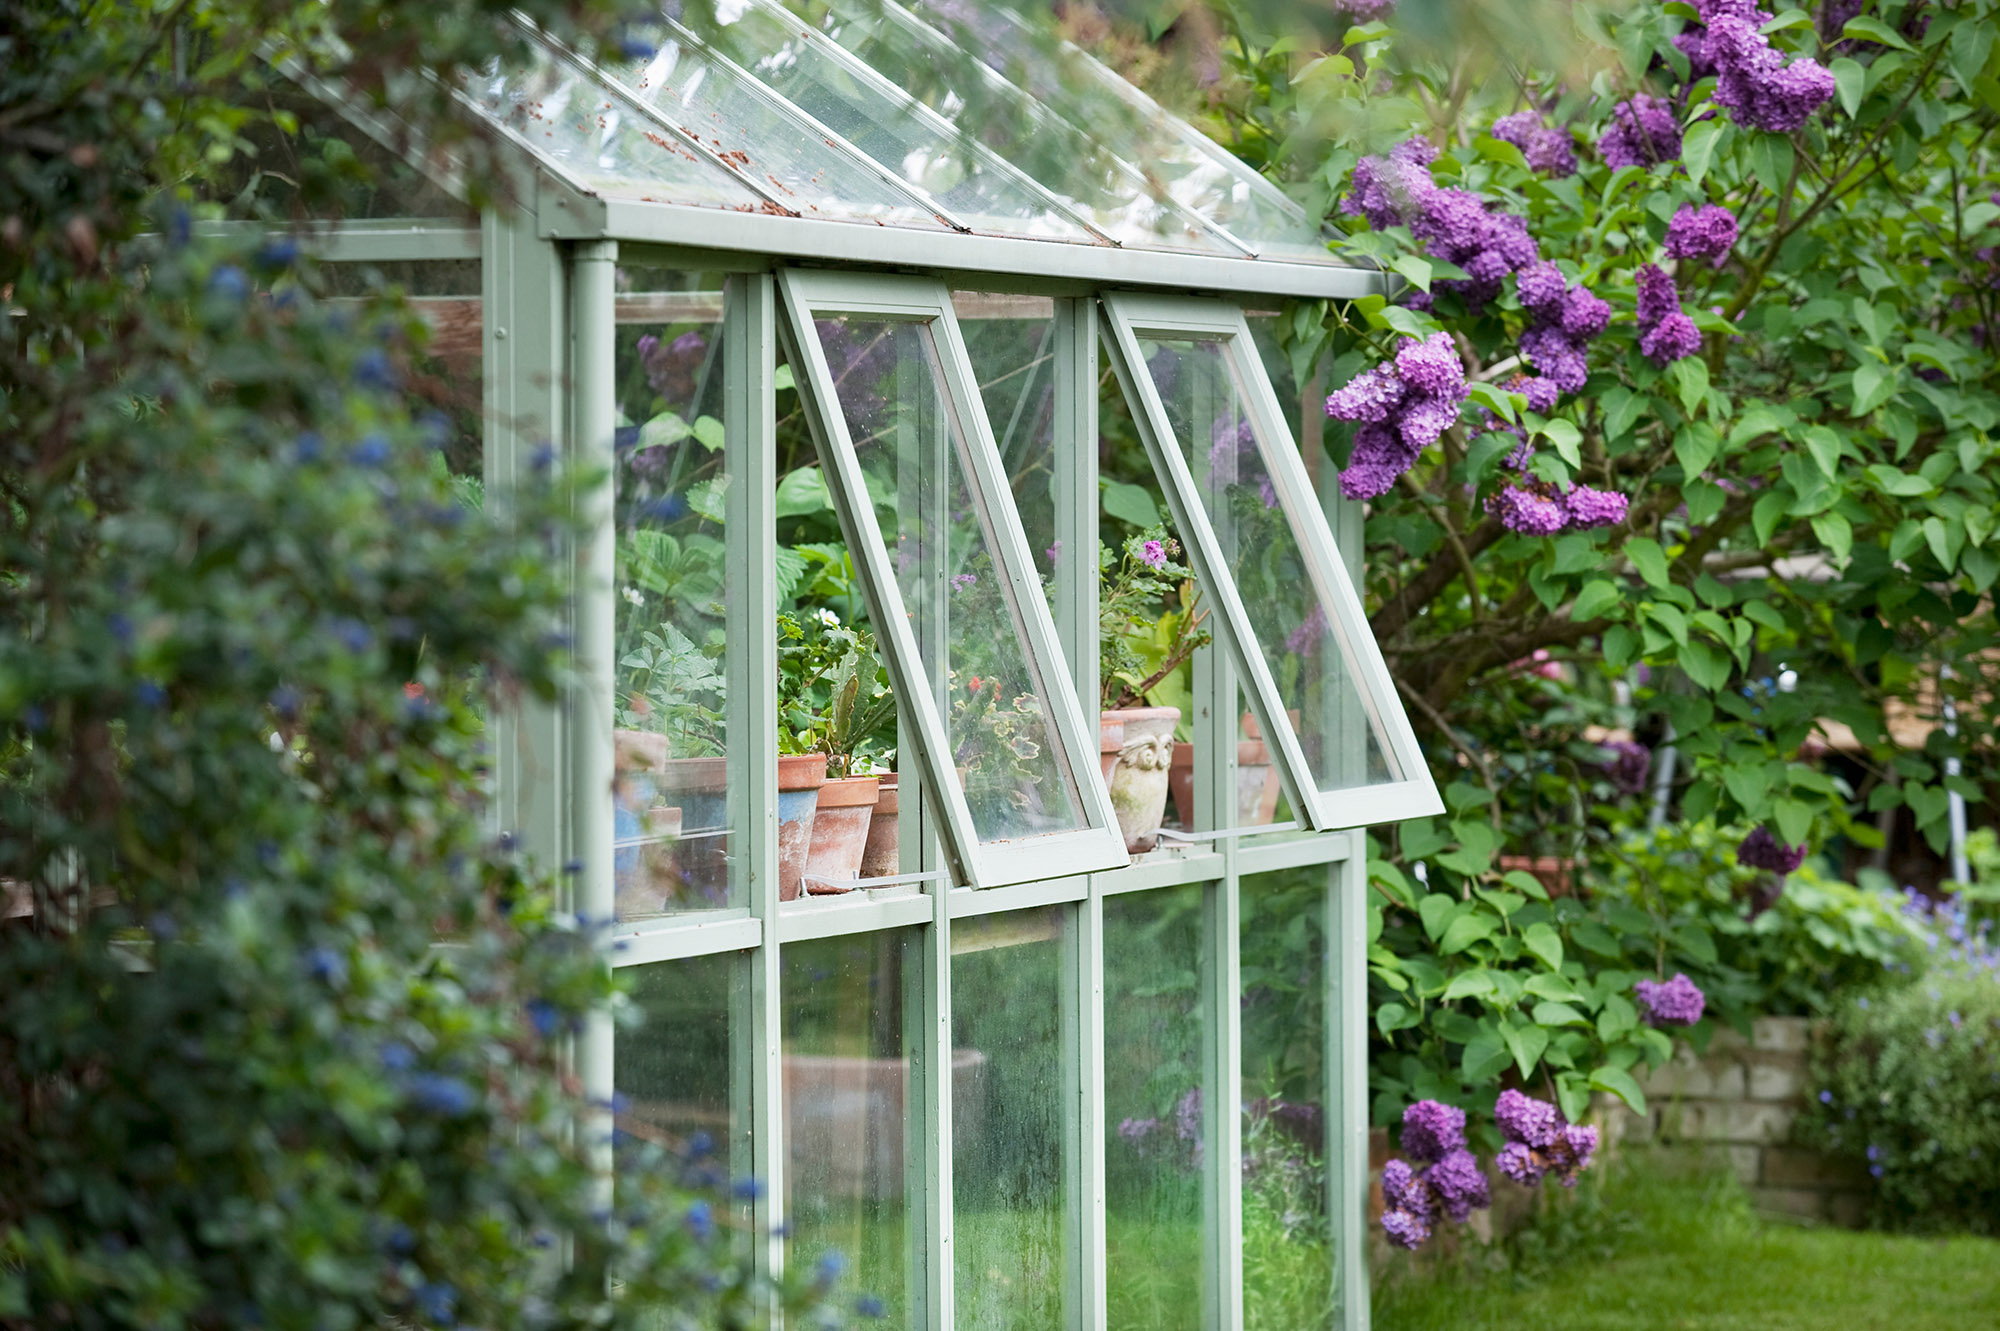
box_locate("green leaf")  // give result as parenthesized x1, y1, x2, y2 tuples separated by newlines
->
(1674, 422, 1720, 477)
(1674, 922, 1719, 966)
(1443, 970, 1497, 1002)
(1626, 537, 1670, 589)
(1852, 361, 1897, 414)
(1810, 511, 1852, 562)
(1602, 624, 1639, 668)
(1924, 516, 1963, 572)
(1678, 639, 1732, 692)
(1842, 15, 1912, 51)
(1831, 56, 1865, 115)
(1101, 479, 1159, 529)
(1503, 1023, 1551, 1079)
(1571, 921, 1623, 958)
(774, 363, 797, 391)
(1681, 118, 1721, 186)
(774, 466, 833, 519)
(1569, 579, 1622, 623)
(1802, 425, 1843, 478)
(1747, 133, 1795, 200)
(1375, 1002, 1420, 1035)
(1466, 380, 1519, 424)
(1463, 1033, 1513, 1083)
(1772, 798, 1814, 849)
(1439, 913, 1499, 955)
(1389, 254, 1434, 292)
(1542, 418, 1583, 468)
(1603, 389, 1648, 442)
(690, 414, 726, 452)
(1523, 922, 1564, 970)
(1501, 869, 1551, 902)
(1589, 1065, 1650, 1115)
(1532, 1000, 1590, 1027)
(1416, 893, 1458, 941)
(1671, 357, 1710, 415)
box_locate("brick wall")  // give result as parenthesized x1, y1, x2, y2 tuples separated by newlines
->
(1606, 1014, 1868, 1225)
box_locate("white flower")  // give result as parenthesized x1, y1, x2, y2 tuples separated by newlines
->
(622, 586, 644, 606)
(815, 607, 840, 628)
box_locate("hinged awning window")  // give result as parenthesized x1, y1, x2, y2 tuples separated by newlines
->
(777, 270, 1129, 888)
(1100, 292, 1443, 830)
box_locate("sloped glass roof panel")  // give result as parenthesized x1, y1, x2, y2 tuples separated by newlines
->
(470, 44, 768, 210)
(911, 1, 1340, 264)
(603, 24, 954, 230)
(698, 0, 1104, 244)
(799, 0, 1245, 256)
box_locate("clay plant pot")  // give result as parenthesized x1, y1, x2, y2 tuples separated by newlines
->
(859, 775, 900, 880)
(655, 755, 730, 907)
(776, 753, 828, 903)
(804, 774, 882, 895)
(1100, 706, 1180, 855)
(1167, 733, 1280, 831)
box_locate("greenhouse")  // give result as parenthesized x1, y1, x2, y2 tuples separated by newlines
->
(280, 1, 1439, 1325)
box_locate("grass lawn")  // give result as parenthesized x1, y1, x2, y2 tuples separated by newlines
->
(1374, 1157, 2000, 1331)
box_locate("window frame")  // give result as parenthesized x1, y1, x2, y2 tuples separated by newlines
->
(1098, 290, 1443, 832)
(775, 268, 1131, 889)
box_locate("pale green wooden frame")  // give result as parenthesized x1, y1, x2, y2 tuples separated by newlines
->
(1098, 291, 1443, 832)
(773, 268, 1130, 890)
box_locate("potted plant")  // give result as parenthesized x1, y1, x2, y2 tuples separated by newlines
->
(802, 620, 896, 893)
(1099, 528, 1211, 853)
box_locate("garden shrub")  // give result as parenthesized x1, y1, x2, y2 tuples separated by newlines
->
(1800, 896, 2000, 1234)
(1596, 822, 1925, 1027)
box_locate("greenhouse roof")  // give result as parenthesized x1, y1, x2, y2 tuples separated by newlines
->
(458, 0, 1379, 299)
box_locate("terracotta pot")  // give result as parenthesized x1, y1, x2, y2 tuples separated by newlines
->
(804, 774, 881, 895)
(1167, 735, 1279, 830)
(1101, 706, 1179, 854)
(655, 755, 730, 909)
(859, 775, 901, 880)
(776, 753, 827, 902)
(1099, 717, 1124, 784)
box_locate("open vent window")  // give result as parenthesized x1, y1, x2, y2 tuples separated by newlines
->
(1099, 292, 1442, 831)
(776, 270, 1130, 888)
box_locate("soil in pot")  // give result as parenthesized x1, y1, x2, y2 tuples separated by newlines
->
(1101, 706, 1179, 854)
(804, 774, 881, 895)
(776, 753, 827, 902)
(859, 775, 900, 880)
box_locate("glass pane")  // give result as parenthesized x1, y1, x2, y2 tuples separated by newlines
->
(1240, 870, 1333, 1331)
(952, 292, 1059, 608)
(204, 72, 472, 221)
(1139, 335, 1397, 794)
(908, 1, 1337, 264)
(1104, 885, 1205, 1330)
(951, 907, 1067, 1328)
(471, 45, 769, 210)
(783, 932, 914, 1322)
(613, 270, 734, 917)
(617, 952, 750, 1219)
(812, 0, 1237, 255)
(813, 315, 1085, 845)
(607, 26, 952, 231)
(705, 1, 1098, 243)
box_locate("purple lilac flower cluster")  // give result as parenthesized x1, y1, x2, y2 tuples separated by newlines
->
(1492, 110, 1577, 177)
(1664, 204, 1740, 268)
(1379, 1100, 1492, 1250)
(1635, 264, 1703, 364)
(1515, 258, 1612, 407)
(1488, 473, 1630, 537)
(1324, 332, 1470, 500)
(1333, 0, 1398, 18)
(637, 330, 707, 400)
(1737, 824, 1808, 873)
(1635, 972, 1707, 1026)
(1350, 138, 1539, 312)
(1598, 94, 1682, 170)
(1493, 1089, 1599, 1189)
(1681, 0, 1837, 132)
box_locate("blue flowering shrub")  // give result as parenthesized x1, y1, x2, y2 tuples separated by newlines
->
(1800, 893, 2000, 1233)
(0, 3, 837, 1327)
